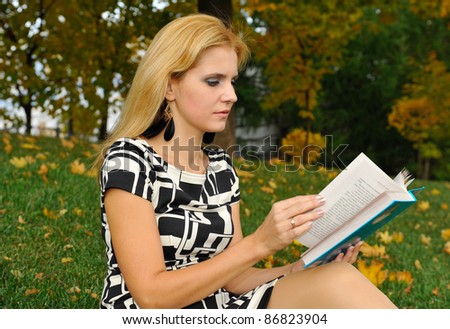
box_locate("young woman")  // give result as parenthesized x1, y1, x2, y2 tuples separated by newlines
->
(94, 14, 396, 309)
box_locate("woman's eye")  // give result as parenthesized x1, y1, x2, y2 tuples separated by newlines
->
(206, 79, 220, 86)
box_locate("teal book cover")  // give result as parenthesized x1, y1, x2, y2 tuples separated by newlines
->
(302, 188, 423, 268)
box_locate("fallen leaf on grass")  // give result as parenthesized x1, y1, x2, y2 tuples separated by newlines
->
(35, 153, 47, 160)
(376, 230, 393, 244)
(24, 288, 40, 296)
(61, 138, 75, 149)
(10, 156, 28, 168)
(432, 287, 439, 296)
(18, 215, 26, 224)
(441, 228, 450, 241)
(64, 244, 74, 251)
(70, 160, 86, 175)
(43, 208, 58, 220)
(38, 164, 49, 183)
(61, 257, 73, 264)
(260, 186, 275, 194)
(389, 270, 414, 285)
(392, 231, 404, 243)
(38, 164, 48, 176)
(20, 143, 40, 151)
(68, 286, 81, 294)
(357, 259, 388, 287)
(72, 207, 85, 217)
(359, 242, 387, 258)
(430, 188, 441, 195)
(444, 241, 450, 255)
(235, 168, 255, 178)
(11, 270, 22, 279)
(416, 201, 430, 212)
(268, 179, 277, 189)
(264, 255, 275, 269)
(4, 142, 12, 154)
(420, 234, 431, 246)
(414, 259, 422, 270)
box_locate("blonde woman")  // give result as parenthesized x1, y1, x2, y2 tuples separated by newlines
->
(94, 14, 396, 309)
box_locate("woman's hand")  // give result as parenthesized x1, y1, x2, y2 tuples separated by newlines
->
(252, 195, 325, 258)
(288, 240, 364, 274)
(333, 241, 364, 264)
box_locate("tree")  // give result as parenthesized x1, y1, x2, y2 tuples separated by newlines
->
(318, 5, 415, 172)
(0, 0, 61, 134)
(49, 0, 166, 139)
(243, 0, 364, 154)
(389, 53, 450, 179)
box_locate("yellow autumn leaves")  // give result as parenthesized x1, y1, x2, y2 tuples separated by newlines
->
(6, 134, 97, 179)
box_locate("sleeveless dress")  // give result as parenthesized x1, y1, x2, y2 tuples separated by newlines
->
(99, 138, 280, 308)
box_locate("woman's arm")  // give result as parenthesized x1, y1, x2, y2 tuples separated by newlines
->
(223, 202, 363, 294)
(104, 188, 323, 308)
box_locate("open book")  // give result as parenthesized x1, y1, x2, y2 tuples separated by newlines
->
(298, 152, 423, 268)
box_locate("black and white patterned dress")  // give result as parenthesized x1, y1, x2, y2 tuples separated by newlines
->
(99, 138, 280, 308)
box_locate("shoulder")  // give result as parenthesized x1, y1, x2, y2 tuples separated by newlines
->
(204, 147, 239, 180)
(102, 137, 163, 173)
(204, 147, 233, 166)
(106, 137, 150, 157)
(204, 147, 236, 172)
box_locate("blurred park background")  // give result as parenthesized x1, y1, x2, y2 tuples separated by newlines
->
(1, 0, 449, 308)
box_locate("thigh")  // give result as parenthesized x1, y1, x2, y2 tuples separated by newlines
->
(267, 262, 396, 309)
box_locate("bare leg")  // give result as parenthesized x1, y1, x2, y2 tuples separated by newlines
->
(268, 262, 397, 309)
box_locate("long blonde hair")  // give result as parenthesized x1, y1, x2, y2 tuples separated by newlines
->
(93, 13, 250, 173)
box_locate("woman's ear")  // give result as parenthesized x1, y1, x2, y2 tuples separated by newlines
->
(165, 78, 176, 101)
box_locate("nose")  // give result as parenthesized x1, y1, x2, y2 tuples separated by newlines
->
(223, 81, 238, 104)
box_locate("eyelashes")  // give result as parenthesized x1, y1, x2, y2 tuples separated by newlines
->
(206, 79, 220, 87)
(205, 77, 238, 87)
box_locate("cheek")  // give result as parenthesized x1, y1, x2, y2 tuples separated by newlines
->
(181, 92, 213, 115)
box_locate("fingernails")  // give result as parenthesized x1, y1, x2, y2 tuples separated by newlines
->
(316, 195, 326, 204)
(316, 210, 325, 217)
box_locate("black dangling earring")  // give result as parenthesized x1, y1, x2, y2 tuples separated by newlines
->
(163, 102, 175, 141)
(202, 132, 215, 144)
(164, 117, 175, 141)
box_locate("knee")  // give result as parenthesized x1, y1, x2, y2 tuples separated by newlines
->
(314, 262, 363, 286)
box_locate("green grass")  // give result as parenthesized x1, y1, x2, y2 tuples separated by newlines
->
(1, 132, 449, 308)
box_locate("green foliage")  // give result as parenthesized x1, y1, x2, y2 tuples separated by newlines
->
(280, 128, 325, 166)
(244, 0, 362, 124)
(0, 1, 170, 137)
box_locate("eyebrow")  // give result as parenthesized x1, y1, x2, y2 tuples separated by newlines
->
(205, 73, 239, 79)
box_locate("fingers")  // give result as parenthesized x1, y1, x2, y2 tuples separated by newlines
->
(276, 194, 325, 213)
(274, 195, 325, 223)
(257, 194, 326, 255)
(335, 241, 364, 264)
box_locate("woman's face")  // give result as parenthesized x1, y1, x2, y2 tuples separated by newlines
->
(167, 46, 239, 135)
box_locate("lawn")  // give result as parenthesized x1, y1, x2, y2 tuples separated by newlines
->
(1, 132, 449, 308)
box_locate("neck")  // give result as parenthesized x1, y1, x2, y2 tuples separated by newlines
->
(149, 134, 207, 173)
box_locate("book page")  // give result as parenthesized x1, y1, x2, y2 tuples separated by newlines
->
(297, 153, 406, 247)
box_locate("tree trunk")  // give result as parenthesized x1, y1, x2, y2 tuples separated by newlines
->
(198, 0, 232, 26)
(24, 102, 32, 135)
(97, 88, 111, 141)
(198, 0, 236, 154)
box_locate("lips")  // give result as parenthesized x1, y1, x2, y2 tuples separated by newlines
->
(214, 110, 231, 117)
